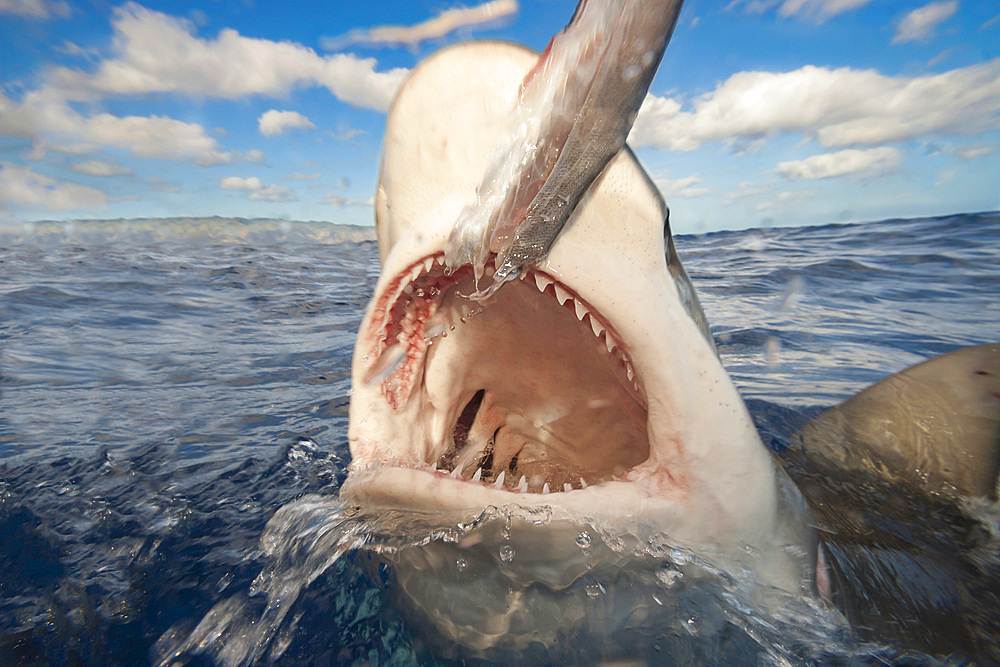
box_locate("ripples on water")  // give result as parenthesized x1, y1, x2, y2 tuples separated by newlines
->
(0, 213, 997, 664)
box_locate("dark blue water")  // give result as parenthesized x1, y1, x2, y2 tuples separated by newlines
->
(0, 212, 997, 664)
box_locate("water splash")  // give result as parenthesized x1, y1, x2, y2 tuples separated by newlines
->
(154, 495, 905, 665)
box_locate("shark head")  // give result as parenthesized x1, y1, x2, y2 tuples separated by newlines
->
(345, 41, 811, 592)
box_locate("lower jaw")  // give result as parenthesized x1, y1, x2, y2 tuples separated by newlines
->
(339, 464, 681, 530)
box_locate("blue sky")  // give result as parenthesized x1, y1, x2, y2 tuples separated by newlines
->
(1, 0, 998, 234)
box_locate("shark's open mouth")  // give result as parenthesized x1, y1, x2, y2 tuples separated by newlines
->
(360, 253, 651, 494)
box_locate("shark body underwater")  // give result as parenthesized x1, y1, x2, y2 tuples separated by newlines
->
(341, 0, 1000, 660)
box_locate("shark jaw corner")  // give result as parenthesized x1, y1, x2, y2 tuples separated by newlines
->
(344, 39, 815, 645)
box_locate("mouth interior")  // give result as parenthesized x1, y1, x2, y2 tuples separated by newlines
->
(366, 254, 650, 493)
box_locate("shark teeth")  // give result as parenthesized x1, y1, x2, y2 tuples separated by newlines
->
(407, 457, 612, 495)
(526, 270, 637, 393)
(589, 315, 605, 337)
(553, 283, 571, 305)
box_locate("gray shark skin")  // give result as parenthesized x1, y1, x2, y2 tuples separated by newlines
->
(779, 343, 1000, 664)
(794, 342, 1000, 500)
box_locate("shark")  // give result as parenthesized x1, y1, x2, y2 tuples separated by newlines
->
(343, 1, 816, 650)
(340, 0, 999, 658)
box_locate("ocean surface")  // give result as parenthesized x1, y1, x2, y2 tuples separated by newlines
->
(0, 211, 997, 665)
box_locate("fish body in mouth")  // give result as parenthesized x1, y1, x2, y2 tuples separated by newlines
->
(345, 38, 813, 598)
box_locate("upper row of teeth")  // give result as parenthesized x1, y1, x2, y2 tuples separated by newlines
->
(525, 271, 638, 388)
(405, 254, 444, 284)
(396, 257, 638, 391)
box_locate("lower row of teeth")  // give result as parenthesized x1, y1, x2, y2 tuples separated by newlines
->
(420, 461, 594, 493)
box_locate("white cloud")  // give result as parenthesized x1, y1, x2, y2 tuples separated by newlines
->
(322, 193, 374, 208)
(776, 147, 901, 180)
(322, 0, 517, 49)
(220, 175, 296, 202)
(326, 126, 366, 142)
(0, 0, 70, 19)
(954, 143, 998, 160)
(0, 162, 107, 210)
(56, 40, 100, 59)
(82, 113, 232, 164)
(258, 109, 316, 136)
(729, 0, 874, 22)
(286, 172, 320, 180)
(757, 189, 817, 211)
(630, 58, 1000, 151)
(723, 182, 768, 205)
(654, 175, 711, 198)
(248, 186, 295, 202)
(68, 158, 132, 176)
(148, 177, 181, 193)
(0, 92, 234, 164)
(48, 3, 407, 112)
(221, 176, 262, 190)
(893, 1, 958, 44)
(1, 4, 406, 171)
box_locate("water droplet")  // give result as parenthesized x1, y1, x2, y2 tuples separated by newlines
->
(499, 545, 515, 562)
(683, 615, 700, 636)
(656, 567, 682, 588)
(575, 531, 592, 550)
(585, 582, 605, 598)
(216, 571, 234, 593)
(765, 336, 782, 368)
(500, 525, 511, 541)
(670, 548, 691, 565)
(456, 556, 468, 572)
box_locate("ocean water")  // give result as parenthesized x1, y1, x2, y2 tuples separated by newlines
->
(0, 211, 997, 664)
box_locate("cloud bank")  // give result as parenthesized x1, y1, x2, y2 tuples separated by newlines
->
(49, 4, 408, 112)
(631, 58, 1000, 151)
(0, 162, 108, 210)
